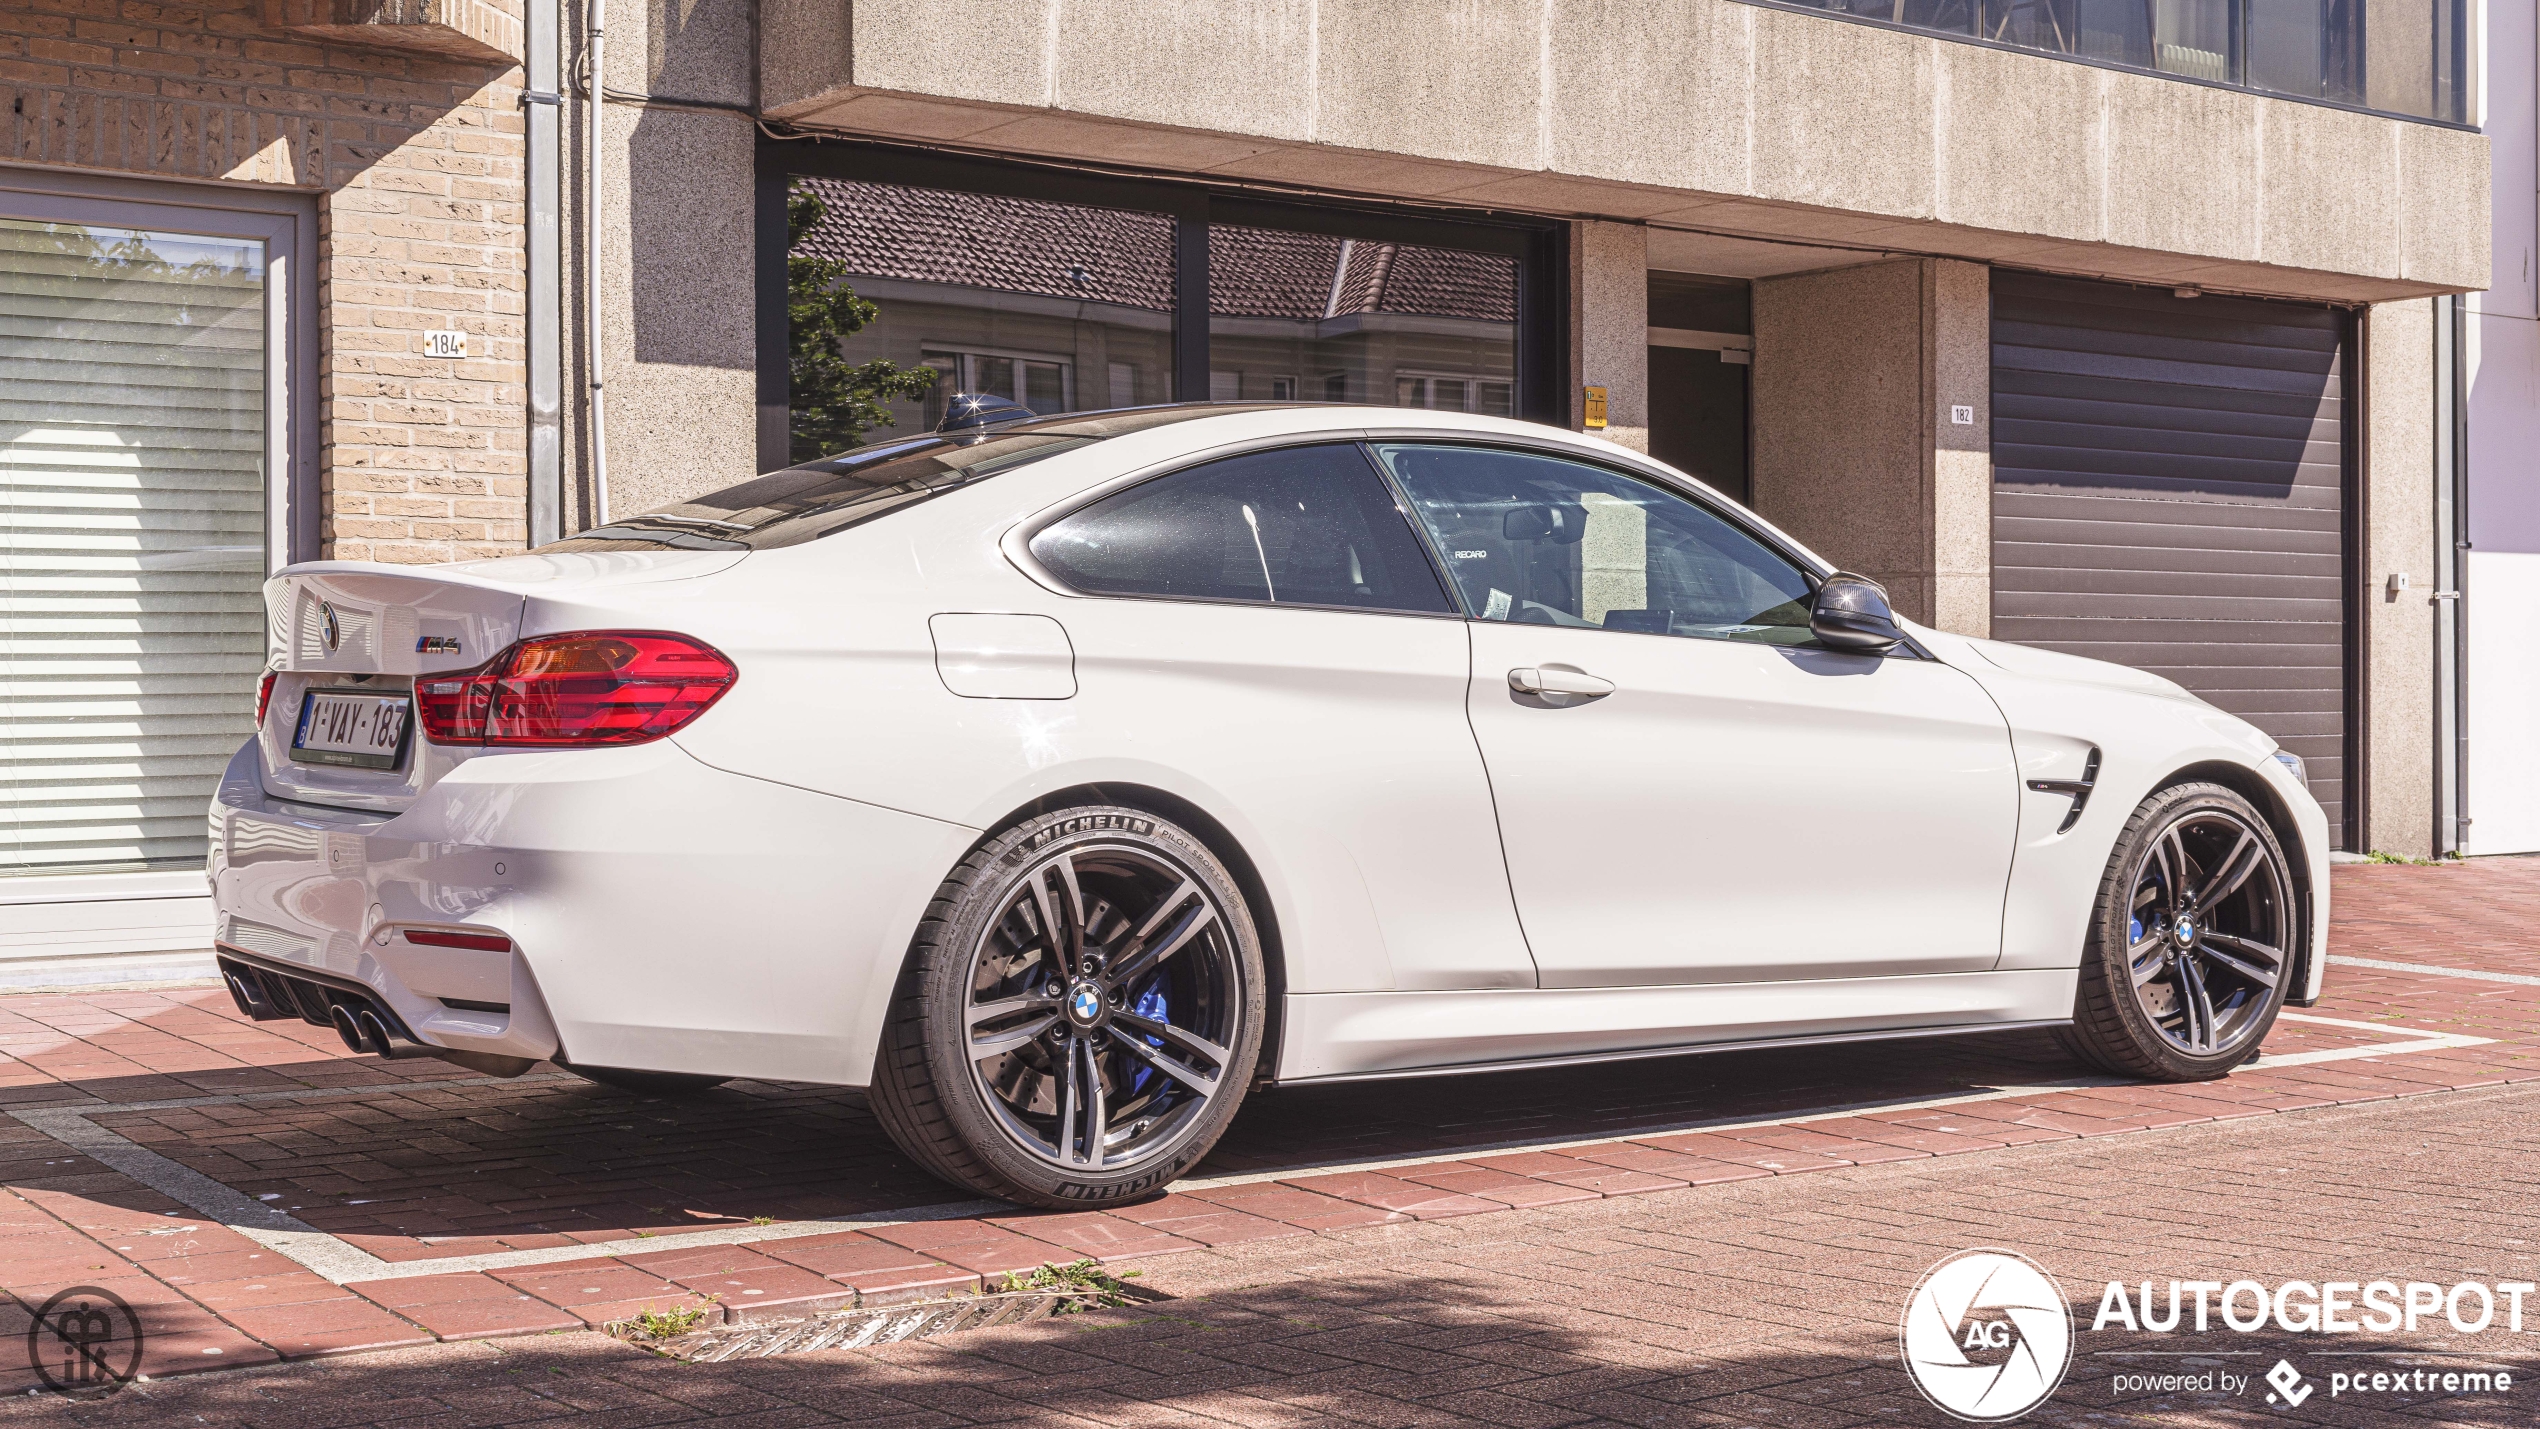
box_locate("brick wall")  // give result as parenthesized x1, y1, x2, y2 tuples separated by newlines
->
(0, 0, 528, 563)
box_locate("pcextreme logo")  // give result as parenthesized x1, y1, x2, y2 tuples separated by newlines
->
(1900, 1249, 2076, 1422)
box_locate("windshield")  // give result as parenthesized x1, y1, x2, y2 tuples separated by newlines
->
(534, 404, 1307, 554)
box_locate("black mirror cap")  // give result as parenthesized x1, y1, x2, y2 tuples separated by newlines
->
(1810, 571, 1906, 652)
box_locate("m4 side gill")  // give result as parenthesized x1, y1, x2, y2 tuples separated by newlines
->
(210, 403, 2329, 1208)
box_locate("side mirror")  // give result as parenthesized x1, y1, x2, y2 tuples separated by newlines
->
(1810, 572, 1906, 652)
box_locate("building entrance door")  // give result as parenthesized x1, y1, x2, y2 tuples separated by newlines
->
(1646, 270, 1752, 505)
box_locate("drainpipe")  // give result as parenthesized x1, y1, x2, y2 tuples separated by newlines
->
(2436, 295, 2470, 854)
(525, 0, 562, 545)
(585, 0, 611, 528)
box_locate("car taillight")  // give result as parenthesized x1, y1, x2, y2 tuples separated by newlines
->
(417, 632, 736, 748)
(256, 670, 277, 727)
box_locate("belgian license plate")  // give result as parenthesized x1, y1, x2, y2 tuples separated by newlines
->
(292, 689, 412, 770)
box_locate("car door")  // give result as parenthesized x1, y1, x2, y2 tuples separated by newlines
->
(1374, 441, 2020, 988)
(1026, 440, 1538, 994)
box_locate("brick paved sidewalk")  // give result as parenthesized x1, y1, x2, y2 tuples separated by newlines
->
(11, 1064, 2537, 1426)
(0, 860, 2534, 1393)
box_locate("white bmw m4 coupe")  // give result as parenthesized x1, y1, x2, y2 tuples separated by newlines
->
(211, 401, 2329, 1208)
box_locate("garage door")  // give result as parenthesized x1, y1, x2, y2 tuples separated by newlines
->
(1991, 272, 2350, 842)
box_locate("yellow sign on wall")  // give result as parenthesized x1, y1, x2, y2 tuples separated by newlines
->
(1582, 385, 1608, 430)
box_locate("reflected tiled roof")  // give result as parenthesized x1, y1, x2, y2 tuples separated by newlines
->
(793, 177, 1175, 310)
(793, 178, 1515, 324)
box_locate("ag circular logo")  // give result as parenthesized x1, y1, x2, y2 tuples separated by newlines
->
(1900, 1249, 2073, 1422)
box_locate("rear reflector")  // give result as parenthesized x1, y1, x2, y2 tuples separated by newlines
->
(417, 631, 736, 748)
(403, 929, 515, 952)
(256, 669, 277, 728)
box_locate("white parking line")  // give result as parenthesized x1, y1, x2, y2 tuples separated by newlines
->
(2330, 954, 2540, 987)
(1, 1014, 2491, 1287)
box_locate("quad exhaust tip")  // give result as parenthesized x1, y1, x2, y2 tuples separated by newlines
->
(326, 1002, 399, 1058)
(218, 948, 536, 1078)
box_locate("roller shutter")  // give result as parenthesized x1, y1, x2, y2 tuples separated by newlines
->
(0, 216, 269, 877)
(1990, 272, 2349, 842)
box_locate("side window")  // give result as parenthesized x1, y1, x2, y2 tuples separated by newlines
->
(1373, 443, 1818, 646)
(1030, 443, 1455, 614)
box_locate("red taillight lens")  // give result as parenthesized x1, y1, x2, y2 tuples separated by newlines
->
(417, 632, 736, 748)
(256, 670, 277, 728)
(403, 929, 514, 952)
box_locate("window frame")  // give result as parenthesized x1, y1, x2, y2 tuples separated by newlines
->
(755, 139, 1566, 474)
(1007, 431, 1465, 620)
(1361, 436, 1930, 659)
(1734, 0, 2475, 131)
(1002, 426, 1929, 658)
(0, 168, 320, 566)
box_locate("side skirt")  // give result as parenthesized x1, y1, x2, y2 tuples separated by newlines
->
(1273, 968, 2079, 1083)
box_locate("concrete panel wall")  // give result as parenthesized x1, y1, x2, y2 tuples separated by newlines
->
(1749, 257, 1988, 634)
(773, 0, 2492, 305)
(1572, 222, 1648, 453)
(570, 0, 759, 523)
(2364, 298, 2438, 858)
(1928, 259, 1991, 638)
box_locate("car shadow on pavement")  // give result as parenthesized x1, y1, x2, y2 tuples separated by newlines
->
(5, 1025, 2112, 1252)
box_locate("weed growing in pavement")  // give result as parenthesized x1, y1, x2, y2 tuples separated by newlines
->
(2366, 850, 2464, 866)
(627, 1304, 710, 1339)
(750, 1216, 776, 1226)
(999, 1259, 1143, 1312)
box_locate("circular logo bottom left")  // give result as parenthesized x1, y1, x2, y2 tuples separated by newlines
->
(27, 1286, 143, 1396)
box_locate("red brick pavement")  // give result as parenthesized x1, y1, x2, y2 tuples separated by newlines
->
(0, 859, 2532, 1390)
(9, 1061, 2537, 1426)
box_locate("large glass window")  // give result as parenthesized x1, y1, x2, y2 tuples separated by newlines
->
(774, 159, 1555, 473)
(1758, 0, 2467, 123)
(0, 217, 270, 875)
(1374, 445, 1818, 646)
(1207, 226, 1517, 413)
(785, 178, 1176, 461)
(1031, 444, 1454, 614)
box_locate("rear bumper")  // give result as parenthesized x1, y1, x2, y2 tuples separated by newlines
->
(207, 736, 978, 1083)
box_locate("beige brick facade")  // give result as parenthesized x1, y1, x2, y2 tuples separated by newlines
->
(0, 0, 529, 563)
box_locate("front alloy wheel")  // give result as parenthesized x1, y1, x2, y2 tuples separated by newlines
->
(2062, 781, 2295, 1080)
(871, 806, 1264, 1207)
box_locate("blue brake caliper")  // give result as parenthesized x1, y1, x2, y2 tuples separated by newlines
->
(1126, 982, 1169, 1096)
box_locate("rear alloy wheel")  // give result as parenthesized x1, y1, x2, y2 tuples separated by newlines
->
(870, 806, 1264, 1208)
(2061, 782, 2295, 1080)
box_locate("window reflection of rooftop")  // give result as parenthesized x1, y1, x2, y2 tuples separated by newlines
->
(789, 179, 1518, 325)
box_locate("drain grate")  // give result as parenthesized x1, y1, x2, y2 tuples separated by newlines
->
(618, 1287, 1121, 1362)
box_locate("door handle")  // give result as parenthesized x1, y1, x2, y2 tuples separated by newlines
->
(1508, 667, 1614, 698)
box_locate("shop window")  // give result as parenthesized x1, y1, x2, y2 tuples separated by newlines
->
(786, 178, 1174, 460)
(771, 154, 1557, 470)
(1208, 225, 1517, 419)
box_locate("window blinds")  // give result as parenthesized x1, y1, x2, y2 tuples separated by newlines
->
(0, 217, 268, 876)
